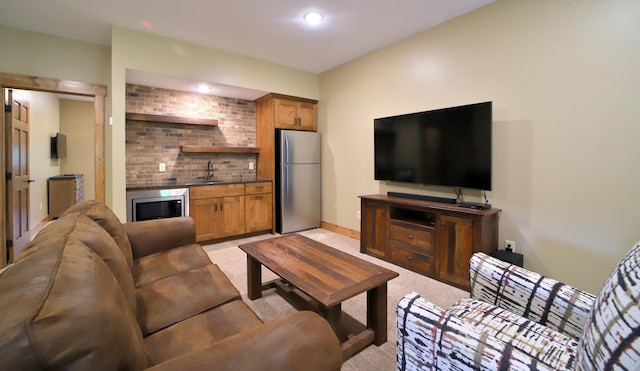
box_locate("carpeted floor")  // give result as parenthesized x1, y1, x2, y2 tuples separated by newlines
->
(203, 228, 468, 371)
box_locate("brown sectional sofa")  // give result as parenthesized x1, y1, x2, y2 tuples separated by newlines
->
(0, 200, 342, 370)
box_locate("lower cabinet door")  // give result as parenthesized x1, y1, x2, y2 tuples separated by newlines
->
(245, 193, 273, 232)
(190, 198, 216, 242)
(217, 196, 245, 238)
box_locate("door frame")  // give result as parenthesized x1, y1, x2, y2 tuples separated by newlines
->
(0, 72, 107, 267)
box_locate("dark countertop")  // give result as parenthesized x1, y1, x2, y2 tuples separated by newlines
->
(126, 177, 272, 191)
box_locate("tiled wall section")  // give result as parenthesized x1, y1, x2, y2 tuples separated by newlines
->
(125, 85, 257, 186)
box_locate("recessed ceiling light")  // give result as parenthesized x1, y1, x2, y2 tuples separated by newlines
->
(196, 85, 212, 93)
(304, 12, 323, 25)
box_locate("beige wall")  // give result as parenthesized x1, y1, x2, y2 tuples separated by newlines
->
(1, 24, 111, 215)
(0, 25, 111, 85)
(109, 26, 320, 219)
(11, 90, 61, 231)
(60, 99, 95, 200)
(319, 0, 640, 293)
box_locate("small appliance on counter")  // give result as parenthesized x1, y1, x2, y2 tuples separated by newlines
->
(125, 188, 189, 223)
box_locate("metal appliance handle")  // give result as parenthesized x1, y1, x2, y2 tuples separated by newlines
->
(284, 135, 290, 164)
(284, 165, 290, 197)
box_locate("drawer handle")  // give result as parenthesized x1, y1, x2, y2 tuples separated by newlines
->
(407, 256, 414, 261)
(255, 186, 264, 189)
(407, 234, 414, 239)
(254, 195, 264, 200)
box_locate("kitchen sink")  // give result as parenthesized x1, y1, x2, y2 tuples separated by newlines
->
(186, 180, 224, 186)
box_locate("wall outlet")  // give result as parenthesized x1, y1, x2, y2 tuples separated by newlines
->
(159, 163, 166, 172)
(505, 240, 515, 252)
(356, 211, 361, 220)
(249, 162, 254, 170)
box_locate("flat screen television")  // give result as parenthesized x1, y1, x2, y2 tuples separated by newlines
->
(51, 132, 67, 159)
(374, 101, 492, 190)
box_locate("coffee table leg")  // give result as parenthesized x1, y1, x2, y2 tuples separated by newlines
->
(367, 283, 387, 345)
(319, 303, 342, 339)
(246, 255, 262, 300)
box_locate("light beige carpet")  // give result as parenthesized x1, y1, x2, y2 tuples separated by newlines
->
(203, 228, 468, 371)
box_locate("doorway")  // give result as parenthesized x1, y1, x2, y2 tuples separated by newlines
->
(0, 72, 107, 268)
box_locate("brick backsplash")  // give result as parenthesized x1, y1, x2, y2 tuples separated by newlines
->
(126, 85, 257, 186)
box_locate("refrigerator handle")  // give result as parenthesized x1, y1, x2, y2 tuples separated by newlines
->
(285, 165, 290, 197)
(284, 135, 290, 163)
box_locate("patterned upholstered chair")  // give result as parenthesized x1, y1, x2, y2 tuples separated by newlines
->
(397, 240, 640, 370)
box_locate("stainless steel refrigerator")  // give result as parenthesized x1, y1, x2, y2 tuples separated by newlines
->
(276, 129, 321, 234)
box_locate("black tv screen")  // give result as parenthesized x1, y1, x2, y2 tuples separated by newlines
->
(374, 101, 492, 190)
(51, 132, 67, 159)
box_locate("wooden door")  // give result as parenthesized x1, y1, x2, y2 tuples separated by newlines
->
(297, 101, 317, 131)
(5, 91, 31, 261)
(360, 200, 388, 258)
(245, 193, 272, 232)
(190, 198, 216, 242)
(274, 98, 298, 129)
(216, 196, 245, 238)
(437, 214, 473, 287)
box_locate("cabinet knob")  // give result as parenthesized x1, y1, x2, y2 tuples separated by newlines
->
(407, 256, 414, 261)
(407, 234, 414, 240)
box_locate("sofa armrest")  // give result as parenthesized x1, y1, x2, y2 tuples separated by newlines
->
(145, 311, 342, 371)
(124, 217, 196, 259)
(397, 293, 557, 371)
(470, 252, 595, 340)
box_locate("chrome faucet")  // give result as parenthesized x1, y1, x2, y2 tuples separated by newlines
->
(206, 160, 214, 181)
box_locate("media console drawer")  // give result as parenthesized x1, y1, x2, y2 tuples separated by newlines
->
(389, 220, 434, 252)
(389, 242, 436, 275)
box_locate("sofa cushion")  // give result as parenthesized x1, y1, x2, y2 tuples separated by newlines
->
(144, 299, 263, 365)
(136, 264, 241, 335)
(133, 243, 211, 287)
(30, 212, 137, 313)
(0, 236, 147, 370)
(61, 199, 134, 270)
(576, 240, 640, 370)
(449, 298, 578, 370)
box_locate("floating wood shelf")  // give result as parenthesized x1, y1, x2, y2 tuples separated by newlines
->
(181, 145, 259, 154)
(126, 112, 218, 126)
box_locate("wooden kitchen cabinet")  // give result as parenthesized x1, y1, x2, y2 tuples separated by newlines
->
(255, 93, 318, 183)
(359, 194, 500, 291)
(245, 181, 273, 233)
(190, 184, 245, 242)
(273, 97, 317, 131)
(189, 181, 273, 242)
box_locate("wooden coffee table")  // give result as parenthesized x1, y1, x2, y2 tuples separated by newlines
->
(238, 234, 398, 360)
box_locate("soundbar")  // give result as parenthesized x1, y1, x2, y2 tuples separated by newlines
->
(387, 192, 457, 204)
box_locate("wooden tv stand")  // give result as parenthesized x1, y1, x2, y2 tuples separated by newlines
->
(359, 194, 501, 291)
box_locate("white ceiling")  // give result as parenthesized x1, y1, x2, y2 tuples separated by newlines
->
(1, 0, 493, 99)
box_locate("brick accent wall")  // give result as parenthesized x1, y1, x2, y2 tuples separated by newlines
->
(125, 85, 257, 186)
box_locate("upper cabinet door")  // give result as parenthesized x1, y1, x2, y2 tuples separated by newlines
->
(274, 98, 317, 131)
(296, 101, 317, 131)
(274, 98, 299, 129)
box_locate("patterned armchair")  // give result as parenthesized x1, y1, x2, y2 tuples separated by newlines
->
(397, 241, 640, 370)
